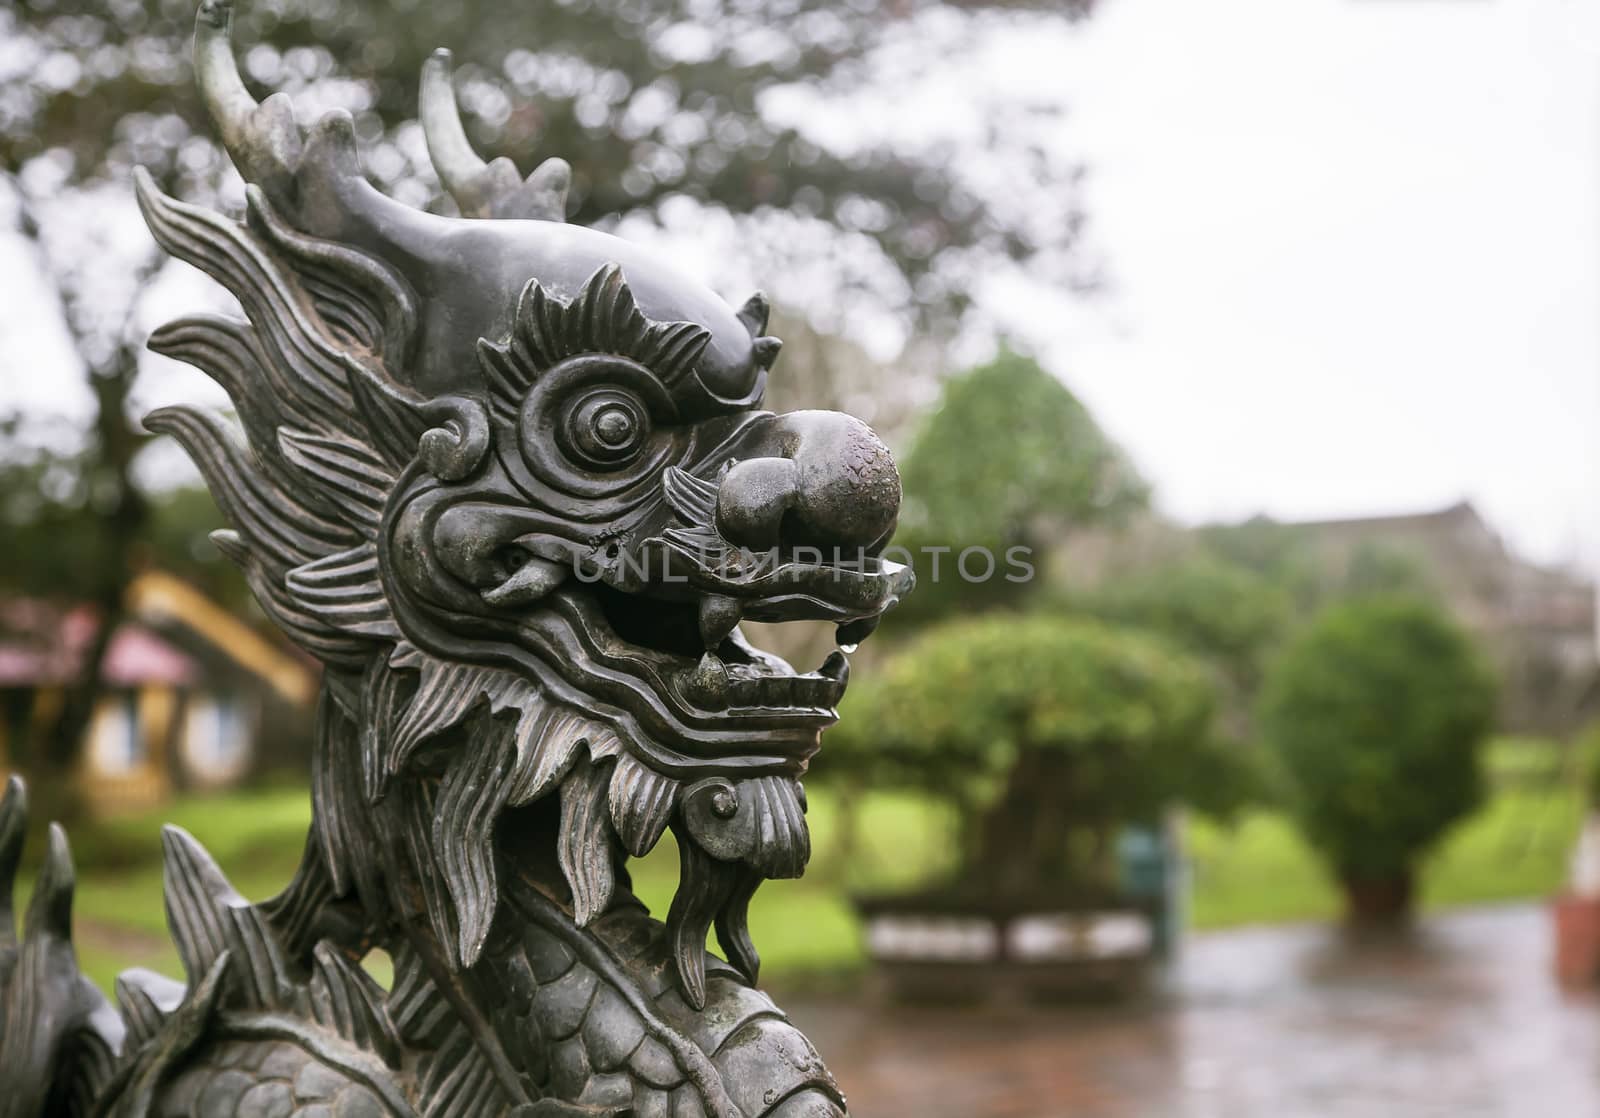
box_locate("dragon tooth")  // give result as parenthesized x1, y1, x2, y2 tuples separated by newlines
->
(820, 650, 850, 686)
(766, 675, 798, 708)
(727, 676, 762, 708)
(697, 594, 743, 649)
(836, 614, 880, 648)
(480, 555, 568, 607)
(802, 677, 833, 708)
(686, 652, 730, 709)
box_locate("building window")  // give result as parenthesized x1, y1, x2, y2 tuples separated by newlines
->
(184, 693, 251, 779)
(92, 693, 144, 775)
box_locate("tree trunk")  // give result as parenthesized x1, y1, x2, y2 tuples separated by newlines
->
(38, 362, 149, 824)
(967, 750, 1113, 904)
(10, 186, 155, 825)
(1340, 868, 1415, 928)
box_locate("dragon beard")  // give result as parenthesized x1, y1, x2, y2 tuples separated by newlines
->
(327, 638, 809, 1004)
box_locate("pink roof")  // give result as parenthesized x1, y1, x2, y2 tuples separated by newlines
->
(0, 603, 202, 688)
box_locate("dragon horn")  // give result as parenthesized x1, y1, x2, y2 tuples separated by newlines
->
(192, 0, 425, 249)
(420, 48, 570, 221)
(194, 0, 301, 199)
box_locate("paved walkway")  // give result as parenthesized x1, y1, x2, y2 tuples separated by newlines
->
(787, 904, 1600, 1117)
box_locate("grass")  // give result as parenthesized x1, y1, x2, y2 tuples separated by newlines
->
(19, 737, 1585, 995)
(32, 785, 957, 994)
(1188, 736, 1583, 928)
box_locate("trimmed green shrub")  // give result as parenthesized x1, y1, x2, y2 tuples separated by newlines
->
(824, 613, 1235, 901)
(1258, 596, 1495, 919)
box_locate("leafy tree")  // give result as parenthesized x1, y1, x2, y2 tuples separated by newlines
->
(3, 0, 1096, 324)
(1080, 555, 1290, 698)
(891, 347, 1147, 625)
(1195, 519, 1439, 618)
(1258, 596, 1496, 924)
(0, 207, 151, 799)
(1340, 541, 1436, 602)
(0, 425, 243, 607)
(1195, 516, 1309, 579)
(823, 613, 1236, 902)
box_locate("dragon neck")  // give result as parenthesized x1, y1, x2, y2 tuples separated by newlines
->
(370, 792, 747, 1117)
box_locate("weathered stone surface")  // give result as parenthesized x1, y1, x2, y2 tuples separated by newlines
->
(671, 1084, 710, 1118)
(578, 1071, 636, 1109)
(535, 966, 599, 1042)
(583, 985, 646, 1071)
(237, 1080, 294, 1118)
(196, 1069, 256, 1115)
(525, 929, 576, 985)
(293, 1062, 350, 1102)
(632, 1082, 673, 1118)
(548, 1035, 594, 1099)
(629, 1037, 684, 1089)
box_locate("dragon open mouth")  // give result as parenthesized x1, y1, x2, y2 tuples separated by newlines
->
(533, 458, 915, 720)
(583, 580, 859, 716)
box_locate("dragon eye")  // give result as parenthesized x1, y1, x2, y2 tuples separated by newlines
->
(594, 407, 634, 446)
(515, 356, 682, 496)
(562, 389, 650, 468)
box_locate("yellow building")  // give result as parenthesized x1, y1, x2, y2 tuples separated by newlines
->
(0, 572, 316, 813)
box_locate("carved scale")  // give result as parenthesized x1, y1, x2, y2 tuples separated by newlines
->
(0, 2, 912, 1114)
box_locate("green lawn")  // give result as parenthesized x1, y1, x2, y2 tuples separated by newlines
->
(39, 785, 959, 993)
(1187, 737, 1583, 928)
(20, 738, 1585, 995)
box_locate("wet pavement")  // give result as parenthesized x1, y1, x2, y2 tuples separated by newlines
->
(787, 904, 1600, 1117)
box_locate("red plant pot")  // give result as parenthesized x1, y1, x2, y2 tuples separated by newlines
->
(1551, 894, 1600, 989)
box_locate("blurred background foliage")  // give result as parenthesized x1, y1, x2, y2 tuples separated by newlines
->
(0, 0, 1565, 989)
(889, 346, 1148, 626)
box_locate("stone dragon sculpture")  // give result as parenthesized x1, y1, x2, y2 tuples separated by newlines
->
(0, 2, 911, 1113)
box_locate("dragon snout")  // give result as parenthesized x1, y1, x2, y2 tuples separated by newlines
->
(715, 409, 900, 553)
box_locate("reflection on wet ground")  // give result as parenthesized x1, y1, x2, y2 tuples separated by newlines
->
(789, 904, 1600, 1117)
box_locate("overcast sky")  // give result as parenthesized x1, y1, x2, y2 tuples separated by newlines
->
(1030, 0, 1600, 570)
(2, 0, 1596, 571)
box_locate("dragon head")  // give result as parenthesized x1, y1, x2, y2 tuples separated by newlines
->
(141, 0, 908, 1010)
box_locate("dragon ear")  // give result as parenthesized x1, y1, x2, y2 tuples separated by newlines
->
(137, 174, 427, 483)
(736, 292, 770, 337)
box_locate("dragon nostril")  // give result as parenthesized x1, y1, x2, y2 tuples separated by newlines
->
(715, 413, 901, 553)
(714, 457, 798, 550)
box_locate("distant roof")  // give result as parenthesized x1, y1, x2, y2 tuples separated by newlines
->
(0, 602, 201, 688)
(0, 572, 316, 703)
(128, 572, 316, 705)
(1277, 499, 1488, 535)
